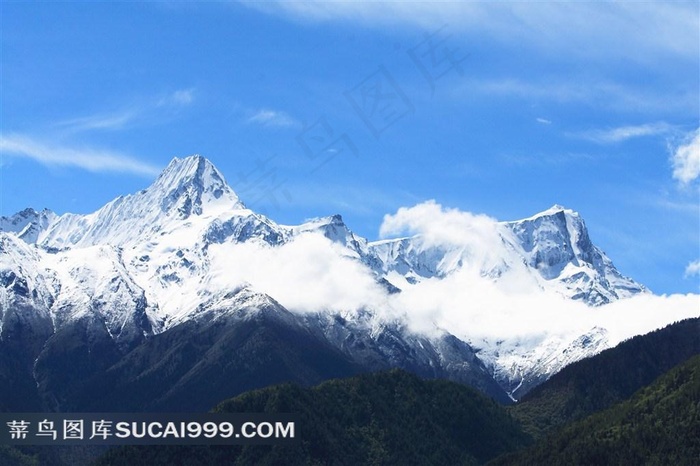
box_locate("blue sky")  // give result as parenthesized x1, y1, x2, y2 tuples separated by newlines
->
(1, 1, 698, 294)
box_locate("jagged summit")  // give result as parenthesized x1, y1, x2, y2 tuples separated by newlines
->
(29, 155, 246, 249)
(160, 154, 210, 178)
(0, 207, 57, 244)
(514, 204, 579, 223)
(292, 214, 348, 233)
(293, 213, 370, 254)
(504, 205, 644, 304)
(154, 154, 238, 201)
(0, 207, 54, 228)
(0, 152, 645, 306)
(0, 154, 672, 408)
(150, 154, 243, 219)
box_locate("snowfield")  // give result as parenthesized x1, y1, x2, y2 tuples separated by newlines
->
(2, 155, 698, 400)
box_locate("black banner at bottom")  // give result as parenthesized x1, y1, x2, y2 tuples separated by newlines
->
(0, 413, 297, 445)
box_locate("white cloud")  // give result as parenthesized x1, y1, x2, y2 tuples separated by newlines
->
(685, 260, 700, 278)
(201, 206, 700, 363)
(56, 111, 136, 132)
(158, 88, 196, 107)
(199, 200, 699, 382)
(54, 88, 196, 135)
(247, 108, 299, 128)
(671, 128, 700, 185)
(208, 233, 389, 314)
(0, 88, 197, 179)
(574, 122, 675, 144)
(379, 200, 518, 281)
(375, 201, 699, 346)
(391, 266, 699, 346)
(0, 134, 160, 177)
(465, 78, 696, 114)
(243, 1, 699, 63)
(536, 118, 551, 125)
(380, 200, 498, 244)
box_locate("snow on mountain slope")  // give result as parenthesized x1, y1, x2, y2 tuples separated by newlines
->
(505, 205, 645, 304)
(291, 215, 366, 256)
(476, 327, 611, 400)
(365, 201, 661, 398)
(40, 245, 156, 346)
(0, 155, 696, 401)
(0, 233, 55, 347)
(0, 208, 57, 244)
(302, 308, 512, 403)
(15, 156, 293, 332)
(369, 202, 645, 306)
(38, 155, 247, 249)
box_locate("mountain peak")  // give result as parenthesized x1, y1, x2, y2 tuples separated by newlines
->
(152, 155, 243, 218)
(0, 207, 57, 243)
(156, 155, 223, 192)
(547, 203, 567, 213)
(510, 205, 580, 224)
(537, 204, 577, 218)
(34, 155, 245, 249)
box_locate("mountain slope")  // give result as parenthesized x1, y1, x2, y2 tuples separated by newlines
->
(511, 317, 700, 438)
(38, 155, 245, 249)
(369, 204, 645, 306)
(0, 154, 693, 409)
(504, 205, 645, 304)
(4, 287, 365, 413)
(0, 447, 38, 466)
(1, 280, 509, 412)
(303, 311, 511, 403)
(491, 354, 700, 466)
(0, 208, 56, 244)
(94, 370, 532, 466)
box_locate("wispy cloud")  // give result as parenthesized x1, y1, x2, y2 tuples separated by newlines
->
(497, 151, 594, 168)
(158, 88, 196, 107)
(247, 108, 299, 128)
(0, 134, 160, 177)
(372, 201, 700, 345)
(55, 111, 136, 132)
(2, 88, 195, 178)
(536, 118, 551, 125)
(573, 122, 675, 144)
(685, 260, 700, 278)
(244, 1, 699, 63)
(55, 88, 197, 134)
(671, 128, 700, 185)
(464, 78, 697, 115)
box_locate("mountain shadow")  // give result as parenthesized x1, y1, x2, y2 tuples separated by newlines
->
(50, 302, 363, 412)
(490, 353, 700, 465)
(94, 370, 532, 466)
(511, 317, 700, 438)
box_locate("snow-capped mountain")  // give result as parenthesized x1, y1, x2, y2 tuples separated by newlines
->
(368, 205, 645, 306)
(0, 155, 691, 409)
(505, 206, 645, 304)
(38, 154, 248, 249)
(0, 207, 56, 244)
